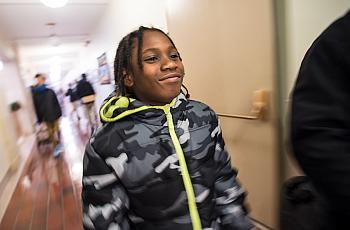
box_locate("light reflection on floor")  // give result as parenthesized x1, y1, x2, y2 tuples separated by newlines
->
(0, 115, 89, 229)
(60, 117, 86, 184)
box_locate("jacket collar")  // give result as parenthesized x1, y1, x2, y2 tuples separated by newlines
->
(100, 93, 188, 126)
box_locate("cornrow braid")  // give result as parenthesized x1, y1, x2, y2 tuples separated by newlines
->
(136, 27, 145, 70)
(113, 26, 184, 97)
(114, 32, 135, 96)
(181, 84, 190, 99)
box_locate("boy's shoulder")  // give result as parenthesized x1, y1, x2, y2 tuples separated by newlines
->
(187, 99, 217, 116)
(89, 121, 129, 157)
(186, 99, 218, 124)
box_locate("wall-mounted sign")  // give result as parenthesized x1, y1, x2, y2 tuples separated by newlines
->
(97, 52, 111, 85)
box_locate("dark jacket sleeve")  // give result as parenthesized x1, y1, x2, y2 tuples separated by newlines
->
(213, 118, 254, 230)
(87, 82, 95, 95)
(31, 90, 42, 123)
(291, 11, 350, 219)
(49, 89, 62, 121)
(82, 142, 131, 229)
(76, 82, 83, 98)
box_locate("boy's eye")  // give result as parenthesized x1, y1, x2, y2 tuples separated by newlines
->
(170, 52, 179, 59)
(144, 56, 159, 63)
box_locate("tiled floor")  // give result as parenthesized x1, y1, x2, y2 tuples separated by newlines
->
(0, 117, 89, 230)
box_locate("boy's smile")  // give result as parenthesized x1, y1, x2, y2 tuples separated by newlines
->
(125, 30, 184, 105)
(159, 72, 182, 83)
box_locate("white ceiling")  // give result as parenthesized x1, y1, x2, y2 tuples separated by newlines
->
(0, 0, 109, 83)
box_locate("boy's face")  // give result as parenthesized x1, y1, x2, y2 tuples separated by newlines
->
(125, 30, 184, 105)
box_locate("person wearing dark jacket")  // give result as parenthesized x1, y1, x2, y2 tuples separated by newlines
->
(32, 73, 62, 156)
(65, 82, 80, 121)
(76, 73, 97, 132)
(291, 10, 350, 229)
(82, 26, 255, 230)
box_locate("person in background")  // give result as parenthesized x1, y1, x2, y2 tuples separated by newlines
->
(76, 73, 97, 132)
(31, 73, 62, 157)
(82, 26, 256, 229)
(65, 82, 80, 121)
(56, 88, 65, 114)
(291, 10, 350, 229)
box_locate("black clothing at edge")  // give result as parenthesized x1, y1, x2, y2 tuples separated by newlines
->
(291, 10, 350, 229)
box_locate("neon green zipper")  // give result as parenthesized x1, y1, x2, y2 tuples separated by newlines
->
(100, 96, 202, 229)
(163, 104, 202, 230)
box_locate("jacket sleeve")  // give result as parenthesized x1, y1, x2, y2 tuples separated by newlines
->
(88, 82, 95, 95)
(213, 120, 254, 230)
(50, 90, 62, 119)
(291, 12, 350, 220)
(82, 142, 131, 229)
(76, 83, 82, 99)
(31, 93, 42, 123)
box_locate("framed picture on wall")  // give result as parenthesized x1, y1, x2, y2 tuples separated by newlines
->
(97, 52, 111, 85)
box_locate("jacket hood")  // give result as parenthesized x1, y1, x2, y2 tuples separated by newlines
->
(100, 93, 188, 124)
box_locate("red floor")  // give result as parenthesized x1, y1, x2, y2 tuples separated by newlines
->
(0, 117, 89, 230)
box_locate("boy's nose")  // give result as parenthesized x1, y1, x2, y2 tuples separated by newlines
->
(161, 58, 177, 70)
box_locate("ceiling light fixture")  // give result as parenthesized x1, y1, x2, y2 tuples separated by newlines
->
(41, 0, 69, 8)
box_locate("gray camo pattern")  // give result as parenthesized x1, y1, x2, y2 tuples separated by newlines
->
(82, 93, 253, 229)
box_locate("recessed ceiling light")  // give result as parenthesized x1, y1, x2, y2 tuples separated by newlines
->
(46, 22, 56, 27)
(41, 0, 69, 8)
(0, 60, 3, 71)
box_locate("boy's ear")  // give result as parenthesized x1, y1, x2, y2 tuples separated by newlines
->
(123, 70, 134, 87)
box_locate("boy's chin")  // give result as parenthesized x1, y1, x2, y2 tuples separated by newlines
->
(158, 92, 181, 105)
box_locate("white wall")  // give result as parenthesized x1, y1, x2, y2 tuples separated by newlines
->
(0, 31, 15, 62)
(0, 61, 35, 136)
(0, 43, 35, 181)
(0, 67, 20, 181)
(285, 1, 349, 97)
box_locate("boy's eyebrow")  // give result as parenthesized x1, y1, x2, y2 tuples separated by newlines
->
(142, 48, 159, 54)
(142, 46, 177, 55)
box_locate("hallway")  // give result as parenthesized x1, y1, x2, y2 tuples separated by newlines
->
(0, 1, 346, 229)
(0, 117, 88, 230)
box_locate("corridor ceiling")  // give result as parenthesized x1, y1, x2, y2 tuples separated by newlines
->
(0, 0, 109, 82)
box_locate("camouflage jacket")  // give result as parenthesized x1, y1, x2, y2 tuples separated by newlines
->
(82, 93, 253, 230)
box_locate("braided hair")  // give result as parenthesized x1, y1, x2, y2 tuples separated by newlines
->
(113, 26, 190, 98)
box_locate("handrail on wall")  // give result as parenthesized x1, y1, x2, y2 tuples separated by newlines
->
(217, 90, 268, 121)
